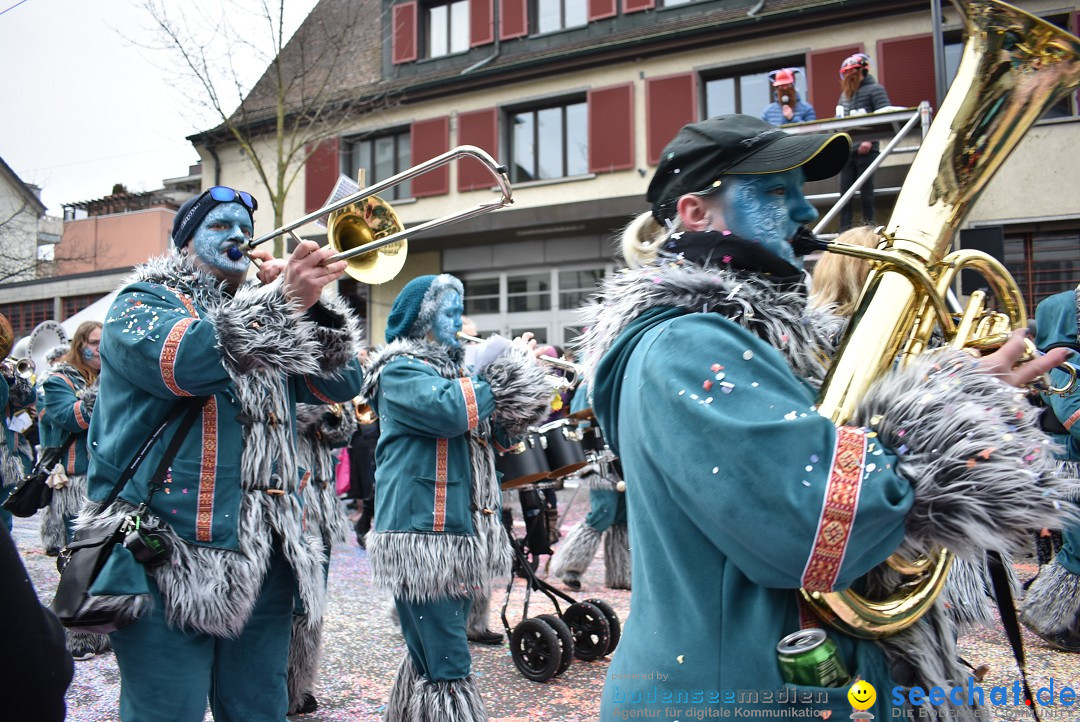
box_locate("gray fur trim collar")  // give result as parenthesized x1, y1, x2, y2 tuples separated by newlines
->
(577, 258, 843, 387)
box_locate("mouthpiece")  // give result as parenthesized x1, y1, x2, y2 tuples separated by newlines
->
(791, 227, 828, 256)
(781, 95, 790, 103)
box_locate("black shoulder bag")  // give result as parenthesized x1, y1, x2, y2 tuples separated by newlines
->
(50, 397, 206, 634)
(2, 434, 78, 518)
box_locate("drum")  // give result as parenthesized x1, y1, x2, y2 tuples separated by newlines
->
(496, 433, 550, 490)
(580, 425, 606, 453)
(538, 418, 587, 478)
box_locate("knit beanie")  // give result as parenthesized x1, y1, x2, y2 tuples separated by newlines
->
(385, 274, 465, 343)
(171, 191, 256, 250)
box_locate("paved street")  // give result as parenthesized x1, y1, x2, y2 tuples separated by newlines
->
(11, 484, 1080, 721)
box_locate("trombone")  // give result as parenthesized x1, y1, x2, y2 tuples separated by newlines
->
(229, 146, 514, 285)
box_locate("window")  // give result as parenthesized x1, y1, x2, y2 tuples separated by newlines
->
(507, 272, 551, 312)
(344, 129, 412, 201)
(0, 300, 53, 338)
(536, 0, 586, 34)
(1005, 230, 1080, 309)
(462, 277, 500, 315)
(460, 264, 610, 344)
(558, 268, 603, 309)
(509, 99, 588, 183)
(704, 64, 808, 118)
(426, 0, 469, 58)
(62, 293, 105, 320)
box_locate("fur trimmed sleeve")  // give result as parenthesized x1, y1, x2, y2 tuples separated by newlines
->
(306, 294, 364, 376)
(479, 345, 552, 439)
(852, 349, 1080, 561)
(208, 281, 321, 377)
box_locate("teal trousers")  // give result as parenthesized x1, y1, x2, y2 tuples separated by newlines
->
(111, 547, 296, 722)
(395, 595, 473, 681)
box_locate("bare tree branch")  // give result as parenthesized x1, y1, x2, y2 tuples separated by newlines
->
(135, 0, 393, 256)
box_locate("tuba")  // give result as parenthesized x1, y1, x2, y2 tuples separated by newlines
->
(800, 0, 1080, 638)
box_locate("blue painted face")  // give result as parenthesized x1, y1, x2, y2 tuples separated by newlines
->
(715, 169, 818, 270)
(432, 291, 464, 348)
(188, 203, 253, 277)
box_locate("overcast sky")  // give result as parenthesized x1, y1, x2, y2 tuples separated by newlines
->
(0, 0, 318, 216)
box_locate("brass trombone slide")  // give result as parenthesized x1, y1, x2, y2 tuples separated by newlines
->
(237, 146, 514, 265)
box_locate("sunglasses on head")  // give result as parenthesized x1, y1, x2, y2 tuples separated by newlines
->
(204, 186, 258, 212)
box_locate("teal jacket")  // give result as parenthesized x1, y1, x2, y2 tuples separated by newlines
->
(363, 337, 550, 603)
(591, 307, 906, 718)
(1034, 288, 1080, 460)
(88, 263, 364, 552)
(39, 364, 94, 475)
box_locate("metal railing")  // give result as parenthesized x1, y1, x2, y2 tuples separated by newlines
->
(781, 102, 934, 234)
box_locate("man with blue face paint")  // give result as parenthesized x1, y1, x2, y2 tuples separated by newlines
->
(362, 274, 551, 721)
(80, 186, 365, 721)
(579, 115, 1072, 720)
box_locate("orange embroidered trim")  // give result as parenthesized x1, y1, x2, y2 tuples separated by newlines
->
(801, 426, 866, 593)
(166, 287, 200, 318)
(160, 318, 195, 397)
(73, 400, 89, 430)
(195, 397, 218, 542)
(305, 377, 335, 404)
(299, 470, 312, 493)
(433, 438, 448, 532)
(459, 377, 479, 430)
(67, 443, 77, 475)
(1065, 409, 1080, 431)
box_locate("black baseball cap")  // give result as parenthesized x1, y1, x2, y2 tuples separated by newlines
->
(648, 114, 851, 223)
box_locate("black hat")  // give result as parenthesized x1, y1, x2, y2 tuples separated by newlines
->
(647, 114, 851, 223)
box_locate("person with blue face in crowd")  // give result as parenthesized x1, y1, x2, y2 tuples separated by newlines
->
(578, 115, 1072, 720)
(1021, 285, 1080, 652)
(362, 274, 551, 721)
(77, 186, 364, 721)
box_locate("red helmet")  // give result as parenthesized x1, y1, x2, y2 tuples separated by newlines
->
(839, 53, 870, 76)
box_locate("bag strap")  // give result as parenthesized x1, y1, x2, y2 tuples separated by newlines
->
(34, 433, 79, 474)
(98, 397, 207, 511)
(987, 551, 1041, 722)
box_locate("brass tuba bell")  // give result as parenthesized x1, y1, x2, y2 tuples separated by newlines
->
(801, 0, 1080, 639)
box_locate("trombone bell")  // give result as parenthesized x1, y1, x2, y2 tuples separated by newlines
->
(327, 197, 408, 285)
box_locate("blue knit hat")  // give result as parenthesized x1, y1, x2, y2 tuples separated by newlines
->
(385, 274, 465, 343)
(171, 187, 257, 250)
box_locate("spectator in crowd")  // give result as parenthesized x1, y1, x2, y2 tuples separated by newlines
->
(836, 52, 891, 230)
(79, 186, 363, 721)
(808, 225, 878, 317)
(761, 68, 816, 125)
(39, 321, 108, 662)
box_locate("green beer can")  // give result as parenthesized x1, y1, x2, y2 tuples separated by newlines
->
(776, 628, 851, 688)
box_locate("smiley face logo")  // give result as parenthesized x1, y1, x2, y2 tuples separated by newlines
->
(847, 680, 876, 710)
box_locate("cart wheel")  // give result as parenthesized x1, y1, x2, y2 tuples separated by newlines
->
(536, 613, 574, 676)
(510, 618, 563, 682)
(562, 601, 611, 662)
(584, 598, 621, 655)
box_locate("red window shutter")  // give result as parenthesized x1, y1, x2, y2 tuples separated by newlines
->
(470, 0, 494, 47)
(878, 34, 935, 109)
(305, 137, 340, 214)
(646, 73, 696, 166)
(805, 45, 862, 119)
(411, 117, 450, 197)
(392, 1, 418, 64)
(499, 0, 527, 40)
(589, 84, 635, 173)
(458, 109, 499, 191)
(589, 0, 616, 20)
(624, 0, 655, 13)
